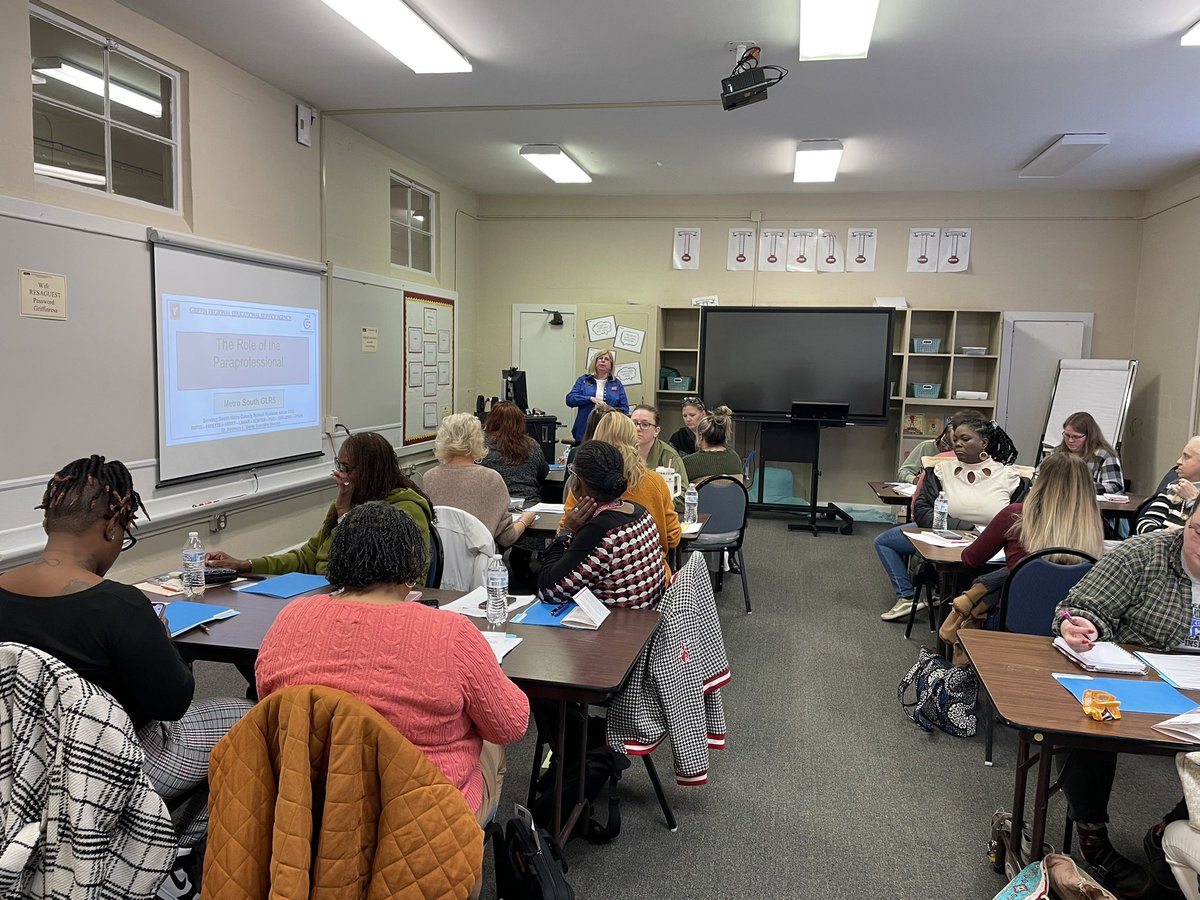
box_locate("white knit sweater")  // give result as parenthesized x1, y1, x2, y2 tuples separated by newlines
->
(933, 458, 1021, 527)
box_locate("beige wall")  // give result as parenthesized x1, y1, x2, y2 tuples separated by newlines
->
(1126, 169, 1200, 490)
(323, 117, 480, 411)
(476, 191, 1143, 502)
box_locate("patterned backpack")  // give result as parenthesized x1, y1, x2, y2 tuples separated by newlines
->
(897, 648, 978, 737)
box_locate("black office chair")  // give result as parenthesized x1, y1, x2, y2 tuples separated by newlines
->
(981, 547, 1097, 767)
(424, 525, 444, 588)
(691, 475, 752, 613)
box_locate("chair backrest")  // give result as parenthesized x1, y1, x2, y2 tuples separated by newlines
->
(998, 547, 1097, 635)
(695, 475, 749, 547)
(425, 523, 444, 588)
(433, 505, 497, 592)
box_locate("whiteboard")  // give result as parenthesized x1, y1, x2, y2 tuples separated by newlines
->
(0, 197, 332, 567)
(329, 268, 457, 452)
(1040, 359, 1137, 451)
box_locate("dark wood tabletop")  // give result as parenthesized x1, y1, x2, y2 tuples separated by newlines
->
(160, 580, 659, 702)
(868, 481, 914, 505)
(960, 630, 1199, 747)
(1097, 493, 1147, 519)
(902, 528, 977, 566)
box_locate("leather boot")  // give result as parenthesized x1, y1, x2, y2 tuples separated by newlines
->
(1076, 821, 1154, 899)
(940, 583, 990, 645)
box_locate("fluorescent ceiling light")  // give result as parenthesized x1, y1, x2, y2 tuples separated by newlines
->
(793, 140, 844, 182)
(1019, 133, 1110, 178)
(519, 144, 592, 184)
(320, 0, 471, 73)
(34, 59, 162, 117)
(1183, 20, 1200, 45)
(34, 162, 106, 186)
(799, 0, 881, 60)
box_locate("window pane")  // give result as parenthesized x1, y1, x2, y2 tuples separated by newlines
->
(390, 222, 410, 268)
(390, 182, 411, 227)
(111, 127, 173, 207)
(409, 188, 431, 234)
(32, 98, 106, 191)
(411, 231, 432, 273)
(31, 16, 105, 116)
(109, 50, 173, 138)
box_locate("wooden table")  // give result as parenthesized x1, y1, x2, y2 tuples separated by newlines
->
(960, 630, 1200, 870)
(902, 528, 996, 641)
(868, 481, 913, 523)
(162, 579, 659, 844)
(1098, 493, 1146, 521)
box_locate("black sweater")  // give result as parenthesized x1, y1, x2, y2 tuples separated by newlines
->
(0, 580, 194, 728)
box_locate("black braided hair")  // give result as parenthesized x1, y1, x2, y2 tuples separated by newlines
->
(38, 455, 147, 534)
(573, 441, 628, 503)
(959, 417, 1019, 465)
(326, 501, 426, 590)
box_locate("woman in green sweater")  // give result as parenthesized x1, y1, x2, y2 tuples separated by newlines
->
(205, 431, 434, 576)
(682, 405, 743, 481)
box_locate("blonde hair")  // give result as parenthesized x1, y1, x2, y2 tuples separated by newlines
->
(1011, 452, 1104, 563)
(696, 405, 734, 448)
(435, 413, 485, 463)
(593, 413, 645, 488)
(588, 350, 615, 377)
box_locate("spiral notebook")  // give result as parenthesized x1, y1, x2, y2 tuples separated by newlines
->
(1052, 637, 1146, 675)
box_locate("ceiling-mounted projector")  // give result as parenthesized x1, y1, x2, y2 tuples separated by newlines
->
(720, 43, 788, 111)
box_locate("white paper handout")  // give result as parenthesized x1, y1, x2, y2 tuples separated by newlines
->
(907, 228, 940, 273)
(816, 229, 844, 272)
(845, 227, 877, 272)
(727, 228, 756, 271)
(614, 361, 642, 386)
(786, 228, 818, 272)
(483, 632, 523, 664)
(672, 228, 701, 270)
(614, 326, 645, 354)
(938, 228, 971, 273)
(1152, 707, 1200, 743)
(531, 502, 566, 516)
(586, 316, 617, 342)
(562, 587, 611, 630)
(1135, 653, 1200, 690)
(439, 586, 536, 619)
(758, 229, 787, 272)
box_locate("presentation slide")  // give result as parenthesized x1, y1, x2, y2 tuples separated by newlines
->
(160, 295, 319, 446)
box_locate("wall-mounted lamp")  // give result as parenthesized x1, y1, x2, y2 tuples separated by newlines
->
(544, 309, 564, 326)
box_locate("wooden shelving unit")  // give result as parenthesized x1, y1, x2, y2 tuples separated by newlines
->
(891, 308, 1004, 463)
(656, 307, 702, 433)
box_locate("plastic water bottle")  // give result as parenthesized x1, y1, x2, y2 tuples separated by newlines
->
(684, 484, 699, 525)
(182, 532, 206, 598)
(486, 554, 508, 629)
(932, 491, 949, 532)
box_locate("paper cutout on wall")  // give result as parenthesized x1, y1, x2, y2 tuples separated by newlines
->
(586, 315, 617, 342)
(672, 228, 701, 270)
(423, 341, 437, 365)
(423, 307, 437, 333)
(907, 228, 939, 273)
(786, 228, 818, 273)
(614, 325, 645, 353)
(408, 326, 423, 352)
(615, 361, 642, 386)
(438, 360, 450, 385)
(816, 229, 844, 273)
(938, 228, 971, 273)
(727, 228, 756, 271)
(438, 329, 451, 354)
(845, 228, 877, 273)
(407, 361, 421, 387)
(758, 229, 787, 272)
(423, 370, 437, 397)
(423, 402, 437, 429)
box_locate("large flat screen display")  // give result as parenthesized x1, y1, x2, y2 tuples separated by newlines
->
(699, 307, 893, 423)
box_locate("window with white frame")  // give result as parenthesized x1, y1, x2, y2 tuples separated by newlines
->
(390, 174, 435, 273)
(29, 7, 179, 209)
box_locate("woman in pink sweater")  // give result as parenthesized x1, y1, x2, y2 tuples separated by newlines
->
(256, 500, 529, 825)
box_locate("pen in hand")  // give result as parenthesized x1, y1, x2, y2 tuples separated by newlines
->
(1059, 608, 1095, 650)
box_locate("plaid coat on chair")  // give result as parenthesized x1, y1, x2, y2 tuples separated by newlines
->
(0, 642, 176, 899)
(606, 553, 731, 785)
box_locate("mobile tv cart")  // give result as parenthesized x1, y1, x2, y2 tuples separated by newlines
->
(750, 401, 854, 536)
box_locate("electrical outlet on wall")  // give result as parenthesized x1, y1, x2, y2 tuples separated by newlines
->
(209, 512, 227, 533)
(323, 415, 338, 433)
(296, 104, 313, 147)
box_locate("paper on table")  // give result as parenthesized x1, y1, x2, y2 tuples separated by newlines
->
(163, 600, 239, 638)
(234, 572, 329, 599)
(482, 632, 523, 664)
(1135, 652, 1200, 690)
(439, 586, 536, 619)
(1152, 707, 1200, 742)
(1101, 493, 1130, 503)
(531, 502, 565, 516)
(906, 531, 972, 548)
(1053, 637, 1146, 674)
(987, 549, 1006, 565)
(885, 483, 917, 496)
(562, 587, 611, 629)
(681, 521, 704, 538)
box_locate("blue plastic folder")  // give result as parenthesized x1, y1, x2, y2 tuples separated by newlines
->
(1052, 673, 1197, 715)
(163, 600, 238, 638)
(234, 572, 329, 599)
(510, 601, 577, 628)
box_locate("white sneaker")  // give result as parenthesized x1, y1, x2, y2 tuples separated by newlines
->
(157, 849, 198, 900)
(881, 598, 914, 621)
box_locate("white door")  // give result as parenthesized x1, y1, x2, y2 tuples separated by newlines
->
(515, 308, 576, 438)
(997, 315, 1090, 465)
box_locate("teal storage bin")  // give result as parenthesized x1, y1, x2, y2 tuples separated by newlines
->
(911, 338, 942, 353)
(910, 382, 941, 398)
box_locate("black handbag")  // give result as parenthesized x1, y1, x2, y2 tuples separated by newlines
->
(492, 805, 575, 900)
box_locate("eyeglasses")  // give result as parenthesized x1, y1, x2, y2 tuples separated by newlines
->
(121, 525, 137, 552)
(333, 458, 355, 474)
(680, 397, 704, 408)
(1062, 431, 1085, 442)
(632, 421, 657, 430)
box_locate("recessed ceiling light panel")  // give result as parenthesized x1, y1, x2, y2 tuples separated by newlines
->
(1019, 133, 1110, 178)
(519, 144, 592, 184)
(793, 140, 844, 182)
(799, 0, 881, 60)
(321, 0, 471, 73)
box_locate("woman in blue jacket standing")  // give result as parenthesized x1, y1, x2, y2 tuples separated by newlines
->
(566, 350, 629, 442)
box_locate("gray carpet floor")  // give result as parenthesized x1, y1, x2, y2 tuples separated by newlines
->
(194, 518, 1182, 899)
